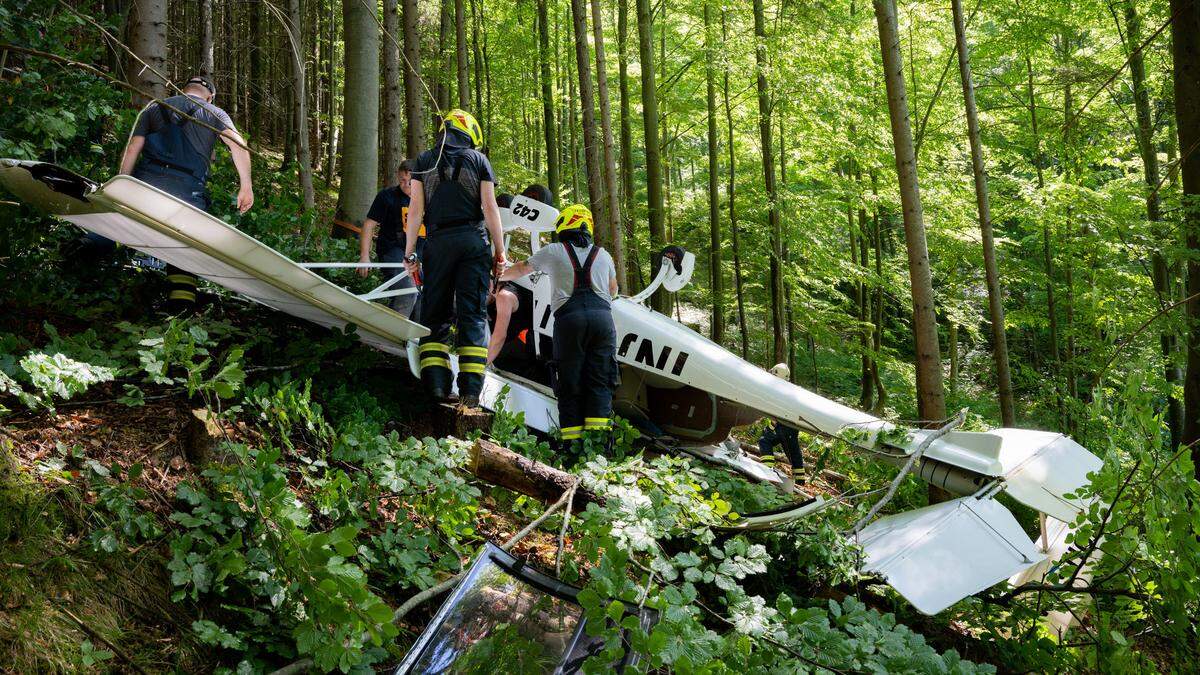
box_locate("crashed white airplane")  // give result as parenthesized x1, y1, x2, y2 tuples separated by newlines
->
(0, 159, 1102, 616)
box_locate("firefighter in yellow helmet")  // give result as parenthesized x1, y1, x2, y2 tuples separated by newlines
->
(404, 109, 506, 404)
(499, 205, 619, 451)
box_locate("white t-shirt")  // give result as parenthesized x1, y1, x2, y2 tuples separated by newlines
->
(528, 242, 617, 311)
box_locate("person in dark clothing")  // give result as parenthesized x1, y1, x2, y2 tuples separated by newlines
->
(358, 160, 421, 317)
(499, 205, 619, 450)
(758, 363, 804, 476)
(404, 109, 507, 404)
(106, 76, 254, 312)
(487, 183, 555, 364)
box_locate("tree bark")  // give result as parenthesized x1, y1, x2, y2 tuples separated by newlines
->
(951, 0, 1013, 425)
(286, 0, 315, 210)
(335, 0, 380, 230)
(1173, 0, 1200, 466)
(591, 0, 625, 289)
(454, 0, 470, 108)
(128, 0, 168, 105)
(402, 0, 424, 158)
(617, 0, 637, 289)
(382, 0, 403, 178)
(705, 0, 724, 343)
(1127, 0, 1181, 447)
(467, 440, 602, 511)
(751, 0, 786, 365)
(570, 0, 605, 228)
(722, 11, 749, 360)
(437, 0, 452, 111)
(872, 0, 946, 423)
(537, 0, 560, 198)
(199, 0, 215, 79)
(636, 0, 667, 312)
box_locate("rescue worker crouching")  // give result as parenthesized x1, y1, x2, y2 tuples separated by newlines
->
(499, 205, 619, 452)
(114, 76, 254, 312)
(404, 109, 506, 405)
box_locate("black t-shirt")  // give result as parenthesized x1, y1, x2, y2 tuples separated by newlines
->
(414, 134, 496, 227)
(366, 186, 411, 252)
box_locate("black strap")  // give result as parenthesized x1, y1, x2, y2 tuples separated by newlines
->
(563, 243, 600, 291)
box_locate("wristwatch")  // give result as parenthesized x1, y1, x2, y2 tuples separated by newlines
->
(405, 252, 419, 264)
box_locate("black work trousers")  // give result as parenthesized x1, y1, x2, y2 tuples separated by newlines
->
(552, 291, 618, 440)
(417, 225, 491, 397)
(133, 165, 211, 312)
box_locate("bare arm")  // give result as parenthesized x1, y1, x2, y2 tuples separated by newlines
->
(487, 289, 518, 364)
(404, 181, 425, 278)
(357, 219, 379, 278)
(480, 181, 506, 274)
(498, 260, 533, 281)
(609, 275, 619, 297)
(119, 135, 145, 175)
(220, 128, 254, 213)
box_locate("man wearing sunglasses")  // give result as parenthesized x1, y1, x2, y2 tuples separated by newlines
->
(115, 75, 255, 311)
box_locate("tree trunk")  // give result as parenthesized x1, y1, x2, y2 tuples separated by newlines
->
(705, 0, 724, 343)
(437, 0, 452, 111)
(1128, 0, 1181, 447)
(948, 323, 959, 391)
(402, 0, 424, 157)
(537, 0, 559, 198)
(570, 0, 605, 228)
(287, 0, 315, 210)
(324, 5, 339, 186)
(471, 0, 485, 123)
(128, 0, 168, 105)
(951, 0, 1013, 425)
(335, 0, 380, 230)
(635, 0, 667, 313)
(591, 0, 625, 289)
(751, 0, 785, 365)
(248, 0, 264, 137)
(1173, 0, 1200, 467)
(617, 0, 637, 289)
(382, 0, 402, 178)
(199, 0, 215, 79)
(871, 175, 888, 412)
(455, 0, 470, 108)
(722, 11, 749, 360)
(872, 0, 946, 423)
(467, 440, 603, 512)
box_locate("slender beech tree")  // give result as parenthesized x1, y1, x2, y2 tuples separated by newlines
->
(382, 0, 403, 180)
(636, 0, 667, 312)
(570, 0, 605, 227)
(537, 0, 559, 198)
(1126, 0, 1181, 447)
(128, 0, 167, 104)
(1173, 0, 1200, 470)
(200, 0, 215, 78)
(951, 0, 1014, 425)
(286, 0, 315, 210)
(590, 0, 624, 288)
(872, 0, 946, 423)
(335, 0, 380, 229)
(455, 0, 470, 108)
(750, 0, 785, 365)
(402, 0, 424, 157)
(617, 0, 637, 288)
(704, 0, 724, 343)
(722, 11, 749, 359)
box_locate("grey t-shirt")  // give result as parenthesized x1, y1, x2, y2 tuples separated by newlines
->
(132, 94, 234, 172)
(528, 242, 617, 311)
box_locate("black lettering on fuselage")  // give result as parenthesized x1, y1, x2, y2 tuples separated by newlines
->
(618, 332, 690, 377)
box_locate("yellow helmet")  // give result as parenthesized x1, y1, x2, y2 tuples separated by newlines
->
(554, 204, 594, 235)
(442, 109, 483, 147)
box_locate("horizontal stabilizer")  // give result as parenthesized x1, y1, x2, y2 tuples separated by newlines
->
(993, 429, 1103, 523)
(856, 497, 1044, 615)
(479, 370, 559, 434)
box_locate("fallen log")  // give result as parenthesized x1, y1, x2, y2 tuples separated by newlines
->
(466, 439, 603, 512)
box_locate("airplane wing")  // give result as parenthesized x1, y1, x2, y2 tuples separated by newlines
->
(0, 160, 428, 355)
